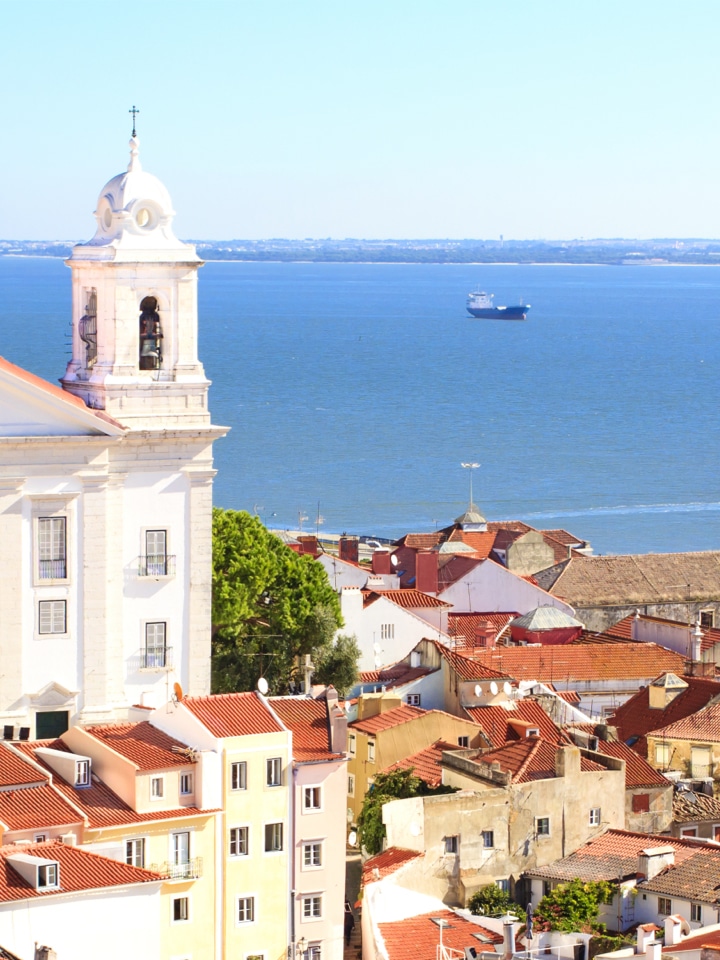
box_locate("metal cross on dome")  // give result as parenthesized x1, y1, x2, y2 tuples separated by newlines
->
(129, 105, 140, 137)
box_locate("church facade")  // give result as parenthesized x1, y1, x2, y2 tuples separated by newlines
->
(0, 135, 226, 738)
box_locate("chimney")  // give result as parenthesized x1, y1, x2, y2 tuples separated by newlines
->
(502, 918, 517, 960)
(297, 535, 319, 556)
(663, 916, 684, 947)
(416, 551, 438, 594)
(646, 941, 661, 960)
(339, 537, 359, 563)
(325, 686, 347, 754)
(372, 550, 391, 575)
(637, 926, 657, 955)
(638, 846, 675, 881)
(554, 745, 581, 779)
(474, 620, 496, 649)
(691, 621, 703, 663)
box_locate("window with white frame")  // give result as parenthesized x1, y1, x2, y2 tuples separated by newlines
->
(700, 610, 715, 628)
(34, 833, 47, 843)
(237, 896, 255, 923)
(308, 944, 321, 960)
(380, 624, 394, 640)
(367, 741, 375, 762)
(348, 734, 356, 756)
(303, 842, 322, 868)
(302, 895, 322, 919)
(265, 822, 283, 852)
(230, 827, 249, 857)
(655, 742, 670, 767)
(304, 786, 321, 811)
(496, 879, 509, 893)
(180, 772, 193, 795)
(457, 736, 469, 748)
(536, 817, 550, 837)
(150, 776, 164, 799)
(38, 517, 66, 580)
(445, 835, 458, 854)
(75, 759, 90, 787)
(231, 761, 247, 790)
(691, 903, 702, 923)
(348, 774, 355, 796)
(172, 831, 190, 867)
(266, 757, 282, 786)
(589, 807, 601, 826)
(145, 622, 167, 668)
(658, 897, 672, 916)
(145, 529, 169, 576)
(38, 600, 66, 635)
(172, 896, 190, 922)
(38, 863, 59, 889)
(407, 694, 421, 706)
(481, 830, 494, 848)
(126, 838, 145, 868)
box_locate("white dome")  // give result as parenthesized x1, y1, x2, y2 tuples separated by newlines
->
(72, 137, 198, 263)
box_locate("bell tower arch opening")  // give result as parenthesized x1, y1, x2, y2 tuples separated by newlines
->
(139, 296, 163, 370)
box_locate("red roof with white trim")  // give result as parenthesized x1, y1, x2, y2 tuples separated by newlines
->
(378, 909, 502, 960)
(270, 697, 344, 762)
(82, 722, 195, 770)
(182, 691, 284, 738)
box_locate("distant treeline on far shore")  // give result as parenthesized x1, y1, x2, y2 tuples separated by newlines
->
(5, 237, 720, 265)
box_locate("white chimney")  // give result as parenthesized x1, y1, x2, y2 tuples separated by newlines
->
(664, 916, 684, 947)
(637, 925, 657, 955)
(502, 918, 517, 960)
(646, 941, 661, 960)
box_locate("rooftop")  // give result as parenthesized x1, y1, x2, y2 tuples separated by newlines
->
(378, 909, 502, 960)
(269, 696, 344, 762)
(362, 847, 423, 885)
(181, 691, 284, 738)
(464, 699, 567, 748)
(463, 739, 605, 784)
(83, 721, 195, 770)
(379, 740, 458, 788)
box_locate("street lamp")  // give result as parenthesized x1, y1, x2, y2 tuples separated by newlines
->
(460, 461, 480, 509)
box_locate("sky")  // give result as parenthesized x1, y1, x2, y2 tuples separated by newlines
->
(3, 0, 720, 241)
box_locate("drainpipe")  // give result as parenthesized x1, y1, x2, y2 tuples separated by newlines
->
(289, 738, 297, 960)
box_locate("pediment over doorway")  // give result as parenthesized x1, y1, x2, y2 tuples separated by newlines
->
(27, 681, 78, 708)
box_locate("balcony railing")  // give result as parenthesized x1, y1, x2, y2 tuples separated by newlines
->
(38, 559, 67, 579)
(137, 554, 176, 577)
(151, 857, 202, 881)
(130, 646, 174, 672)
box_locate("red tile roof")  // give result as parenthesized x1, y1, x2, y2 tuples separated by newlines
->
(349, 704, 427, 735)
(650, 701, 720, 742)
(430, 641, 510, 682)
(0, 744, 50, 788)
(358, 665, 435, 688)
(639, 843, 720, 902)
(470, 739, 605, 783)
(0, 839, 161, 901)
(182, 691, 284, 738)
(667, 929, 720, 953)
(464, 700, 567, 748)
(448, 613, 518, 650)
(446, 529, 498, 558)
(397, 533, 444, 550)
(465, 642, 686, 683)
(0, 784, 83, 833)
(380, 740, 457, 788)
(609, 675, 720, 757)
(594, 740, 671, 789)
(606, 614, 720, 652)
(672, 790, 720, 823)
(270, 697, 343, 762)
(361, 847, 422, 884)
(378, 909, 502, 960)
(83, 722, 195, 770)
(363, 589, 451, 610)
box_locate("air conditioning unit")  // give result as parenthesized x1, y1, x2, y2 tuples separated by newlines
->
(60, 833, 76, 847)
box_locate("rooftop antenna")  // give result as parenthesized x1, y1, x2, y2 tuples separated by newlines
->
(129, 104, 140, 137)
(460, 461, 480, 510)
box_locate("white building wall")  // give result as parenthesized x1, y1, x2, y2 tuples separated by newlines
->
(440, 562, 577, 617)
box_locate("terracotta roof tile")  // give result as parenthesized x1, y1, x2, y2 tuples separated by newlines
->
(541, 529, 588, 548)
(0, 840, 161, 901)
(448, 613, 518, 651)
(606, 614, 720, 653)
(467, 739, 604, 783)
(651, 701, 720, 742)
(378, 909, 502, 960)
(0, 784, 83, 833)
(667, 928, 720, 953)
(487, 521, 534, 534)
(364, 589, 452, 610)
(358, 665, 435, 687)
(639, 844, 720, 902)
(182, 691, 284, 738)
(446, 530, 498, 558)
(362, 847, 422, 884)
(594, 740, 671, 789)
(672, 790, 720, 823)
(83, 722, 195, 770)
(430, 641, 510, 682)
(349, 704, 427, 735)
(399, 533, 444, 550)
(380, 740, 457, 788)
(270, 697, 343, 762)
(0, 744, 50, 788)
(464, 700, 567, 749)
(609, 675, 720, 757)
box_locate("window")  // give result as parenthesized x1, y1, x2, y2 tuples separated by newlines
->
(380, 624, 394, 640)
(75, 759, 90, 787)
(304, 787, 321, 811)
(126, 838, 145, 868)
(457, 736, 469, 748)
(691, 746, 712, 778)
(151, 777, 164, 799)
(367, 741, 375, 762)
(231, 761, 247, 791)
(308, 944, 321, 960)
(536, 817, 550, 837)
(266, 757, 282, 786)
(481, 830, 494, 848)
(496, 879, 509, 893)
(145, 622, 167, 668)
(348, 774, 355, 797)
(180, 772, 193, 795)
(655, 743, 670, 767)
(700, 610, 715, 628)
(543, 881, 552, 897)
(145, 529, 168, 576)
(303, 842, 322, 867)
(632, 793, 650, 813)
(139, 296, 163, 370)
(172, 832, 190, 867)
(173, 896, 189, 922)
(681, 827, 698, 838)
(348, 734, 356, 756)
(265, 822, 283, 852)
(445, 835, 458, 854)
(38, 863, 58, 888)
(407, 694, 421, 706)
(38, 600, 66, 635)
(691, 902, 702, 923)
(230, 827, 249, 857)
(589, 807, 601, 826)
(658, 897, 672, 916)
(237, 896, 255, 923)
(34, 834, 48, 843)
(38, 517, 66, 579)
(303, 895, 322, 919)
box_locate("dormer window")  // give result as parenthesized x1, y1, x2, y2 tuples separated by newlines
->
(38, 862, 59, 889)
(139, 296, 163, 370)
(75, 759, 91, 788)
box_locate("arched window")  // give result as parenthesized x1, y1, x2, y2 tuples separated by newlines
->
(139, 296, 163, 370)
(79, 289, 97, 367)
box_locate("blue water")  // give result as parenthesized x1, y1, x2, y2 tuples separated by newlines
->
(2, 257, 720, 556)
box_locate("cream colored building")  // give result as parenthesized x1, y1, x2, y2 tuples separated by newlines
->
(0, 133, 226, 737)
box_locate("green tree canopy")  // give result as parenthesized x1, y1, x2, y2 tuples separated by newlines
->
(533, 879, 616, 933)
(211, 508, 351, 695)
(468, 884, 520, 917)
(312, 633, 361, 697)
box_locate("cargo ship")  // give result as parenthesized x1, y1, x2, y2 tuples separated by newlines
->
(466, 290, 530, 320)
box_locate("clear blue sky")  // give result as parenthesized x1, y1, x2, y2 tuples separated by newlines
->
(3, 0, 720, 240)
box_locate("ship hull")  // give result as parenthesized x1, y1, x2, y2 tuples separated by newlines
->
(467, 305, 530, 320)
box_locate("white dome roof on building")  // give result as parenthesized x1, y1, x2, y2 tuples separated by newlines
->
(510, 605, 583, 630)
(71, 136, 199, 263)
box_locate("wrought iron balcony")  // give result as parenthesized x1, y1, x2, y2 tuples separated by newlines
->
(137, 554, 176, 577)
(130, 646, 174, 672)
(38, 559, 67, 579)
(151, 857, 202, 881)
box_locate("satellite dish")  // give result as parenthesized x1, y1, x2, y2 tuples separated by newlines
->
(348, 830, 357, 846)
(474, 684, 482, 697)
(390, 555, 398, 567)
(257, 677, 269, 695)
(503, 681, 512, 696)
(173, 682, 184, 702)
(490, 681, 499, 696)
